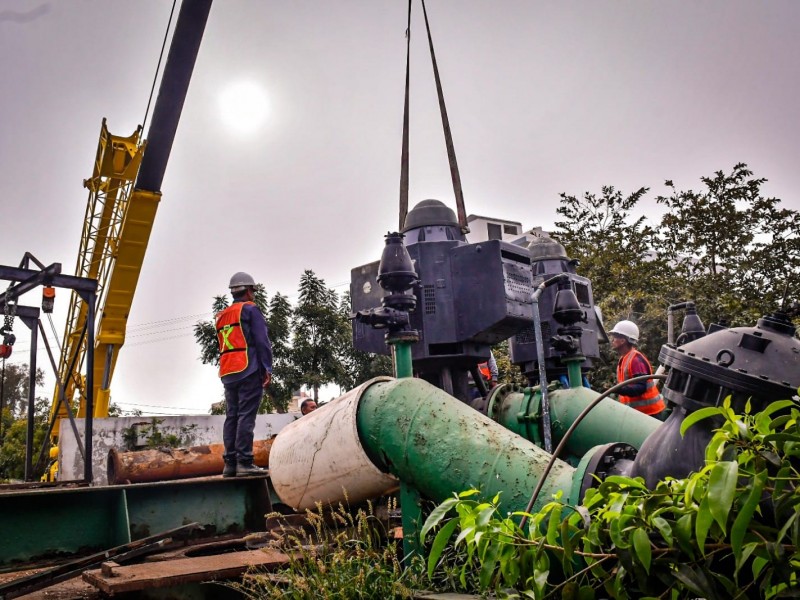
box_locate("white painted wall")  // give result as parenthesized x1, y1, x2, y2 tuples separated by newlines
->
(58, 413, 298, 486)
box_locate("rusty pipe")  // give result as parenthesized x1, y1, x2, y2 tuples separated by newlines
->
(107, 438, 274, 484)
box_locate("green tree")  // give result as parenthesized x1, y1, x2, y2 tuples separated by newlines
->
(0, 363, 49, 481)
(0, 361, 44, 420)
(492, 340, 526, 387)
(264, 292, 294, 412)
(291, 270, 349, 400)
(552, 186, 672, 388)
(656, 163, 800, 325)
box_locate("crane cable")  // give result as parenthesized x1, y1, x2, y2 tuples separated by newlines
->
(398, 0, 470, 234)
(398, 0, 412, 231)
(141, 0, 178, 137)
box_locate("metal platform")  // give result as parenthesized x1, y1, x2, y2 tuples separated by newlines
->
(0, 475, 272, 569)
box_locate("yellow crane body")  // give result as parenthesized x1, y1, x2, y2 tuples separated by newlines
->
(50, 121, 146, 430)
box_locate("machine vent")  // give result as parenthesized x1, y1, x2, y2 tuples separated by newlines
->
(575, 282, 591, 305)
(516, 326, 535, 344)
(504, 268, 532, 300)
(424, 285, 436, 314)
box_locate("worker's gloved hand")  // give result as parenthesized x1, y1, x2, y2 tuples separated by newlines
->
(263, 372, 272, 388)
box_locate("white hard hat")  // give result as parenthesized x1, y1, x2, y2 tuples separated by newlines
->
(229, 271, 256, 291)
(610, 320, 639, 343)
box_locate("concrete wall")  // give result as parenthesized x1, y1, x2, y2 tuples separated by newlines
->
(58, 412, 299, 486)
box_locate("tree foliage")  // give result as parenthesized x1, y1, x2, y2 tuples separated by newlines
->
(291, 270, 350, 400)
(552, 164, 800, 390)
(265, 292, 294, 410)
(656, 163, 800, 325)
(493, 340, 527, 387)
(0, 363, 49, 481)
(553, 186, 672, 388)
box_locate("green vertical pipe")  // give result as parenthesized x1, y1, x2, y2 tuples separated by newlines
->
(489, 385, 660, 460)
(391, 341, 414, 379)
(566, 359, 583, 389)
(357, 378, 576, 513)
(399, 482, 424, 559)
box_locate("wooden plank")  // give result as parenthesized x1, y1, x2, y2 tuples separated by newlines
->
(82, 549, 290, 594)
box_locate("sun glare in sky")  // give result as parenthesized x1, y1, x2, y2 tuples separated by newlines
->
(218, 80, 269, 135)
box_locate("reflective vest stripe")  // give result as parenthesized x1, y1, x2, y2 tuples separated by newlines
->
(220, 323, 241, 350)
(617, 350, 665, 415)
(478, 362, 491, 381)
(215, 302, 254, 378)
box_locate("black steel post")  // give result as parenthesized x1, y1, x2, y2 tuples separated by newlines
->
(84, 291, 96, 482)
(24, 318, 38, 481)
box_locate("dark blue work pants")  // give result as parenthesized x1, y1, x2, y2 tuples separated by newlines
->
(222, 371, 263, 463)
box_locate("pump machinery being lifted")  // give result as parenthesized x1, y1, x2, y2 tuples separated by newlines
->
(271, 202, 800, 559)
(0, 1, 798, 592)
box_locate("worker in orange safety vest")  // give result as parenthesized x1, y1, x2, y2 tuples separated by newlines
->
(215, 272, 273, 477)
(609, 320, 667, 420)
(477, 351, 499, 389)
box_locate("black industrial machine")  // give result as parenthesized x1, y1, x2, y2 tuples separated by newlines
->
(351, 199, 535, 402)
(509, 233, 606, 386)
(631, 309, 800, 486)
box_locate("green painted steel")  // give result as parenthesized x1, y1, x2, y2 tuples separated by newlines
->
(488, 384, 661, 460)
(0, 486, 130, 567)
(357, 377, 576, 514)
(0, 477, 271, 568)
(399, 482, 425, 558)
(566, 358, 583, 388)
(391, 341, 414, 378)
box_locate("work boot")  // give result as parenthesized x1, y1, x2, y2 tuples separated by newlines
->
(236, 460, 265, 477)
(222, 460, 237, 478)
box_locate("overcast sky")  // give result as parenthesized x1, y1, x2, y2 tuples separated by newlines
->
(1, 1, 798, 416)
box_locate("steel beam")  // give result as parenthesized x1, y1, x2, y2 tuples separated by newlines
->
(0, 266, 97, 296)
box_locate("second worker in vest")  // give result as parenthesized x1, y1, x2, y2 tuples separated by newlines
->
(609, 320, 667, 421)
(215, 272, 273, 476)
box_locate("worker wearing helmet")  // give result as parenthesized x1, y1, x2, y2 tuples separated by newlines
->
(609, 320, 666, 419)
(477, 351, 499, 389)
(215, 272, 273, 477)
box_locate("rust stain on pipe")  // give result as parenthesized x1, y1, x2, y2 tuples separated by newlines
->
(108, 438, 274, 484)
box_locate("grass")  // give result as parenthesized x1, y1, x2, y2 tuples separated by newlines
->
(232, 499, 431, 600)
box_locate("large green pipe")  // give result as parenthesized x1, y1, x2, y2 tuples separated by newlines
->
(487, 384, 660, 461)
(356, 378, 577, 513)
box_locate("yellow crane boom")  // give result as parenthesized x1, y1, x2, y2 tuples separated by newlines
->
(48, 0, 212, 456)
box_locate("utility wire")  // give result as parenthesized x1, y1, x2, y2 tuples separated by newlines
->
(7, 279, 355, 353)
(141, 0, 178, 136)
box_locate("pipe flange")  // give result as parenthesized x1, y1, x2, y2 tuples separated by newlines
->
(574, 443, 637, 500)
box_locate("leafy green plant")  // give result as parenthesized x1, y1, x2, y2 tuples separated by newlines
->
(235, 501, 429, 599)
(422, 397, 800, 599)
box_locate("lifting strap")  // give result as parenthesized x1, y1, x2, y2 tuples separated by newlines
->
(398, 0, 469, 234)
(399, 0, 412, 231)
